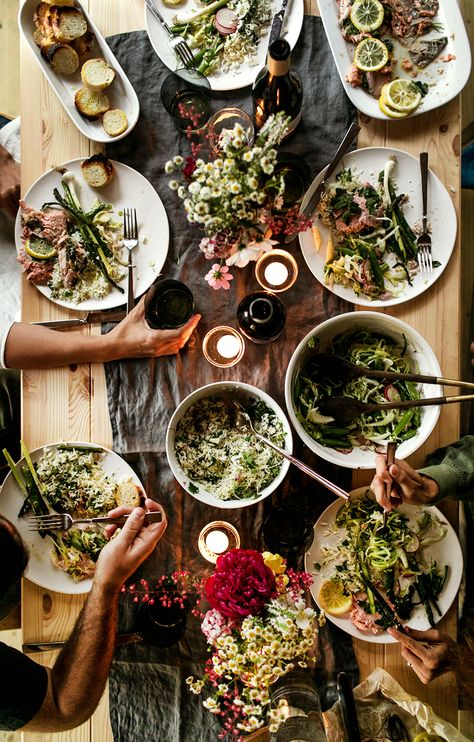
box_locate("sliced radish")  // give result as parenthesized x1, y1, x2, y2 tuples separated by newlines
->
(215, 7, 238, 34)
(384, 384, 401, 402)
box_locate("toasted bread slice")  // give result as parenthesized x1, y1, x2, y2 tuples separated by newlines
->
(34, 2, 53, 33)
(43, 0, 76, 6)
(49, 5, 88, 42)
(40, 40, 79, 74)
(74, 86, 110, 120)
(115, 482, 144, 508)
(81, 57, 116, 91)
(33, 27, 50, 47)
(81, 153, 114, 187)
(102, 109, 128, 137)
(72, 30, 94, 59)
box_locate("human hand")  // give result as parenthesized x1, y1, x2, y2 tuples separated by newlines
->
(104, 296, 200, 360)
(95, 498, 167, 591)
(0, 145, 20, 218)
(388, 626, 457, 684)
(370, 455, 439, 510)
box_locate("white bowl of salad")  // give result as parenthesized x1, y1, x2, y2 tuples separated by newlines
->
(166, 381, 292, 508)
(285, 312, 442, 469)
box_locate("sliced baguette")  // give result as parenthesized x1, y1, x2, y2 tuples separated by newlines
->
(74, 86, 110, 120)
(115, 482, 144, 508)
(33, 2, 53, 33)
(81, 57, 116, 91)
(81, 153, 114, 187)
(49, 5, 88, 42)
(72, 30, 94, 59)
(40, 40, 79, 74)
(102, 109, 128, 137)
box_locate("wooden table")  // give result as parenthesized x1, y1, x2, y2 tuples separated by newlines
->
(19, 1, 462, 739)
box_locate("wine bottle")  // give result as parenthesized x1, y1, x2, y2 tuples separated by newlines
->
(237, 291, 286, 344)
(252, 38, 303, 137)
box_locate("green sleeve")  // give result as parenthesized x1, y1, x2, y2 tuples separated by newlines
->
(418, 435, 474, 504)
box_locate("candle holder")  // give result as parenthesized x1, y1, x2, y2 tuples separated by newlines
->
(255, 249, 298, 293)
(198, 521, 240, 563)
(202, 326, 245, 367)
(208, 107, 255, 157)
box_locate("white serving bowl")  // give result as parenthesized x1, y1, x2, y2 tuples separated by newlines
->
(284, 312, 442, 469)
(166, 381, 293, 508)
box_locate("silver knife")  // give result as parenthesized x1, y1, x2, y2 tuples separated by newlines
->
(284, 121, 360, 243)
(32, 311, 126, 329)
(268, 0, 289, 46)
(22, 632, 144, 653)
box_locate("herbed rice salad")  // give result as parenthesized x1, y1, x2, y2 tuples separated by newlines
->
(175, 397, 286, 500)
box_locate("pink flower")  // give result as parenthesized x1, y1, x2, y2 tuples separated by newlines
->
(205, 263, 234, 290)
(205, 549, 277, 620)
(201, 608, 236, 644)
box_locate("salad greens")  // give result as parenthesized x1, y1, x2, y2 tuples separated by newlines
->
(318, 157, 422, 301)
(293, 329, 422, 452)
(321, 494, 448, 633)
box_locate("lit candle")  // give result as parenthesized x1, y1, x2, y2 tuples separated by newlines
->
(216, 333, 241, 359)
(205, 529, 229, 554)
(264, 261, 289, 286)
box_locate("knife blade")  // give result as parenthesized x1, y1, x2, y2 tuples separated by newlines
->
(22, 632, 144, 653)
(284, 121, 360, 243)
(32, 311, 126, 329)
(360, 574, 407, 634)
(268, 0, 289, 46)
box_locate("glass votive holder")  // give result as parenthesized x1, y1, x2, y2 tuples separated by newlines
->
(274, 152, 312, 207)
(202, 326, 245, 367)
(255, 249, 299, 293)
(198, 521, 240, 563)
(160, 68, 211, 133)
(208, 107, 254, 157)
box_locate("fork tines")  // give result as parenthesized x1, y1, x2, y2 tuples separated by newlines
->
(123, 208, 138, 240)
(28, 514, 63, 531)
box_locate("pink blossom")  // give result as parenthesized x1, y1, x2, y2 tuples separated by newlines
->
(205, 263, 234, 290)
(201, 608, 236, 644)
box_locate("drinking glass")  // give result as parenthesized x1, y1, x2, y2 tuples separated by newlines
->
(161, 69, 211, 132)
(144, 278, 195, 330)
(208, 107, 254, 156)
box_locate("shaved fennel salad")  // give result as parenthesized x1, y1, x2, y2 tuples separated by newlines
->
(293, 329, 422, 452)
(316, 493, 448, 634)
(318, 156, 424, 301)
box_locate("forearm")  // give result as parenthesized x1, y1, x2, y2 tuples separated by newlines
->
(419, 435, 474, 503)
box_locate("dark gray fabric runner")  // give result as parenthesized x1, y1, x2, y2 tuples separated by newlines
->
(104, 18, 358, 741)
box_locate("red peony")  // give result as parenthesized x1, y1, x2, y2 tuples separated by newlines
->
(205, 548, 277, 620)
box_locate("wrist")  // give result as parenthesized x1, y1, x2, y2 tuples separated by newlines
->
(418, 474, 440, 504)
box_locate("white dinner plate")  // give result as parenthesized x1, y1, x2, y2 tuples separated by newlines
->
(305, 487, 462, 644)
(318, 0, 471, 120)
(299, 146, 457, 308)
(16, 158, 169, 312)
(19, 0, 139, 143)
(145, 0, 304, 91)
(0, 442, 146, 594)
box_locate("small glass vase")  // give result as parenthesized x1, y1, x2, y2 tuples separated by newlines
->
(270, 671, 326, 742)
(137, 600, 187, 647)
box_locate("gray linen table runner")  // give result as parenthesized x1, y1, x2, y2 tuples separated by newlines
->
(104, 18, 359, 741)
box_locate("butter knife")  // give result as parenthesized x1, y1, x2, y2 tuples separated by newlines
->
(32, 311, 126, 329)
(268, 0, 289, 47)
(284, 121, 360, 242)
(23, 632, 144, 653)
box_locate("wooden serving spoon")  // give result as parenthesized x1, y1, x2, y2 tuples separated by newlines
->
(318, 393, 474, 425)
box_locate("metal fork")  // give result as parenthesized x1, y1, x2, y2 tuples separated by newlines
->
(417, 152, 433, 276)
(144, 0, 196, 69)
(123, 208, 138, 315)
(28, 511, 162, 532)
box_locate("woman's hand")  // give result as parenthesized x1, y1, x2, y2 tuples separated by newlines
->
(388, 626, 457, 684)
(370, 455, 439, 510)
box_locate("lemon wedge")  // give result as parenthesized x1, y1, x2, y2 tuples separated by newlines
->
(318, 578, 353, 616)
(350, 0, 384, 32)
(353, 38, 389, 72)
(24, 235, 57, 260)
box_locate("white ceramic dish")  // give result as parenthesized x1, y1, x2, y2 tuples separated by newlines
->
(16, 158, 169, 312)
(19, 0, 139, 142)
(318, 0, 471, 120)
(145, 0, 304, 91)
(0, 442, 146, 594)
(299, 147, 457, 308)
(284, 311, 442, 469)
(166, 381, 292, 508)
(305, 487, 463, 644)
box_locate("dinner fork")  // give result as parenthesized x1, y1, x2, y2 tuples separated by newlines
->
(28, 511, 162, 532)
(417, 152, 433, 276)
(144, 0, 196, 69)
(123, 208, 138, 315)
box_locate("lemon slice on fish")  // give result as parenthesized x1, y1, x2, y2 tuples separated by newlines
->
(382, 79, 422, 112)
(350, 0, 384, 32)
(318, 578, 353, 616)
(353, 37, 389, 72)
(378, 96, 409, 119)
(24, 235, 57, 260)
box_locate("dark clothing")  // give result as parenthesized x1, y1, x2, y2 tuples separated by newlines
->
(0, 641, 48, 730)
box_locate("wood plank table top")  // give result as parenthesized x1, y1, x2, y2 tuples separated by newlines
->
(19, 0, 462, 739)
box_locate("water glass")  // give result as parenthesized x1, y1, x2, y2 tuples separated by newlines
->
(161, 69, 211, 132)
(144, 278, 195, 330)
(208, 106, 254, 156)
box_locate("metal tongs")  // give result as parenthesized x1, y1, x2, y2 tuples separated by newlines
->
(382, 441, 398, 529)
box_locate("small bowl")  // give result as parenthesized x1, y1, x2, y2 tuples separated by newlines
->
(166, 381, 292, 508)
(284, 312, 442, 470)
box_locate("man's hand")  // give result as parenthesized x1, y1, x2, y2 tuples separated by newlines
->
(0, 144, 20, 218)
(104, 296, 201, 360)
(388, 626, 457, 684)
(95, 498, 167, 591)
(370, 455, 439, 510)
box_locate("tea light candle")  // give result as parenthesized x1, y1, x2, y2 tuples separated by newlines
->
(198, 521, 240, 563)
(255, 249, 298, 293)
(202, 326, 245, 368)
(205, 529, 229, 554)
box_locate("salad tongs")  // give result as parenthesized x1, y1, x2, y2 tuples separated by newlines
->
(319, 393, 474, 425)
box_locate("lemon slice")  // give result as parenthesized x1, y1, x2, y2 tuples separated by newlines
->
(24, 235, 57, 260)
(318, 578, 353, 616)
(378, 96, 409, 119)
(382, 79, 422, 113)
(350, 0, 384, 32)
(353, 37, 389, 72)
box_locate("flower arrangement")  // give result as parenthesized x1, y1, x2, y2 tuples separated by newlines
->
(186, 548, 317, 739)
(165, 112, 311, 289)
